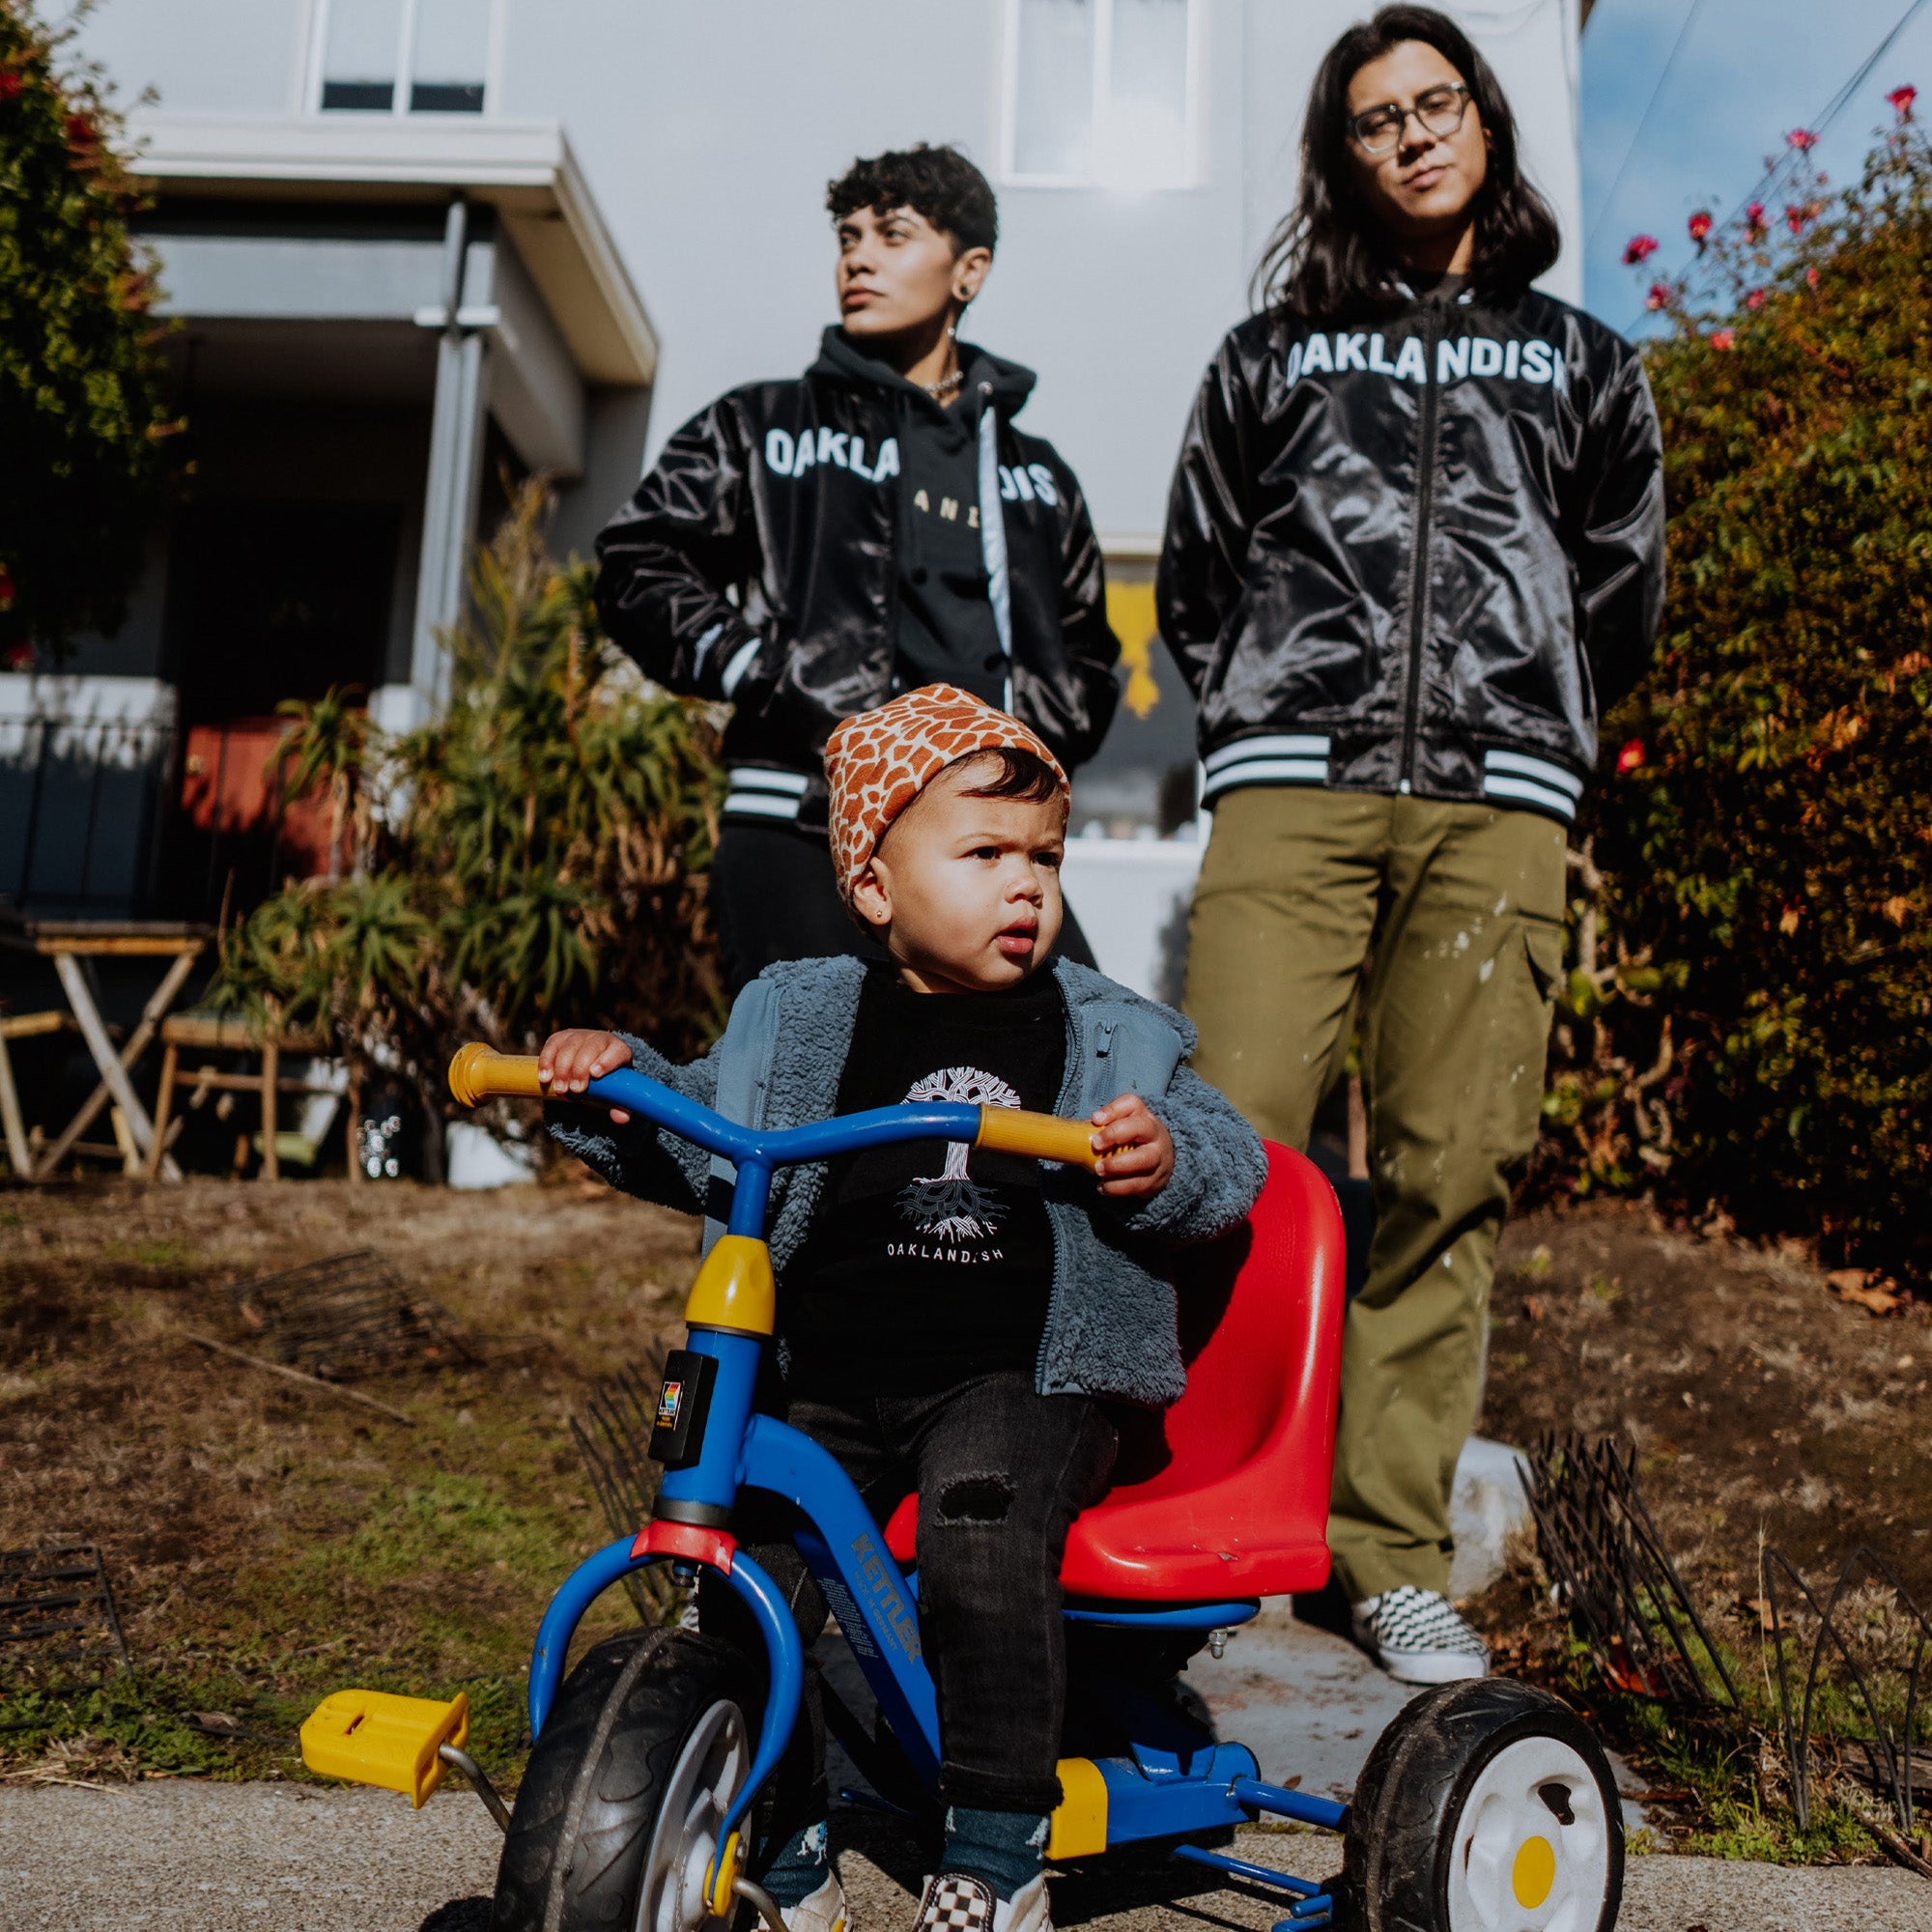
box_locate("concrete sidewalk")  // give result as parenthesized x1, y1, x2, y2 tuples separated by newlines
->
(2, 1776, 1926, 1932)
(2, 1595, 1923, 1932)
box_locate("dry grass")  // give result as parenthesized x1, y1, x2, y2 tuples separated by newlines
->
(0, 1172, 698, 1785)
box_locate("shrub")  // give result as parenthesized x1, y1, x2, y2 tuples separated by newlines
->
(1534, 98, 1932, 1285)
(216, 482, 724, 1176)
(0, 2, 175, 658)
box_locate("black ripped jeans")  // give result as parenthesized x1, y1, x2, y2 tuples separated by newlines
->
(699, 1371, 1117, 1823)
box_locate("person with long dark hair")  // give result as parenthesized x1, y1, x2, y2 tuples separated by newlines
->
(1158, 8, 1662, 1682)
(596, 145, 1117, 994)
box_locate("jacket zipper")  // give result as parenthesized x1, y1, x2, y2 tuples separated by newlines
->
(1398, 306, 1443, 792)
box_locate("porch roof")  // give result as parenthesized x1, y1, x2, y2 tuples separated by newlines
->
(127, 112, 656, 388)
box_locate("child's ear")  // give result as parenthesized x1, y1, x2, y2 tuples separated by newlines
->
(849, 861, 892, 929)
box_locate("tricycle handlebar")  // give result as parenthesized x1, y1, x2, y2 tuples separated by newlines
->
(446, 1044, 1102, 1175)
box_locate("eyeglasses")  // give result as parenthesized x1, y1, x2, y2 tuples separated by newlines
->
(1348, 82, 1472, 157)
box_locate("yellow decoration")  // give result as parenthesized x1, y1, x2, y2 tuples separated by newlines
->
(975, 1106, 1102, 1172)
(707, 1830, 744, 1917)
(1046, 1756, 1109, 1859)
(448, 1043, 547, 1106)
(685, 1235, 777, 1336)
(1511, 1833, 1557, 1910)
(300, 1688, 469, 1807)
(1105, 582, 1162, 722)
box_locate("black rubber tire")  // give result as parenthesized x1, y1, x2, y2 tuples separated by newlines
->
(1338, 1677, 1624, 1932)
(490, 1626, 756, 1932)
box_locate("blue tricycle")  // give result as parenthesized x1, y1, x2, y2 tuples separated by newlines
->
(300, 1043, 1623, 1932)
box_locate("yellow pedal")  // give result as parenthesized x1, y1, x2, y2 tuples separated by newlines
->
(300, 1688, 470, 1806)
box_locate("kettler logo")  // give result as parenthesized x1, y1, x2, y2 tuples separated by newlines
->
(1288, 330, 1569, 392)
(655, 1381, 683, 1431)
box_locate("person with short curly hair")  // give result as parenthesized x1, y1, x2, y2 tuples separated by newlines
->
(596, 144, 1119, 993)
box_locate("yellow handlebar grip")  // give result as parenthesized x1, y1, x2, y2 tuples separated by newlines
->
(448, 1042, 549, 1107)
(975, 1106, 1102, 1172)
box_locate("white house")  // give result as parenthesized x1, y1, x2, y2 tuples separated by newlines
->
(5, 0, 1583, 985)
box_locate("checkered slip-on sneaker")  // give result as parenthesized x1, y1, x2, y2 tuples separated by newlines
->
(776, 1873, 847, 1932)
(911, 1872, 1050, 1932)
(1351, 1585, 1491, 1685)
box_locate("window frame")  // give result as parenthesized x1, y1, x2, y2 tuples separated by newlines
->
(997, 0, 1207, 190)
(305, 0, 507, 119)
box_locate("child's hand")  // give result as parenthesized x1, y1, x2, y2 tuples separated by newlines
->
(539, 1030, 634, 1123)
(1090, 1094, 1175, 1200)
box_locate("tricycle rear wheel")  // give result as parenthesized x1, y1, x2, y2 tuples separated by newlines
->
(491, 1625, 757, 1932)
(1339, 1677, 1623, 1932)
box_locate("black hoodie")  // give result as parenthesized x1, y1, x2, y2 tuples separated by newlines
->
(814, 329, 1011, 709)
(595, 327, 1120, 831)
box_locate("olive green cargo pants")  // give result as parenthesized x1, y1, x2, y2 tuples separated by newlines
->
(1182, 787, 1566, 1603)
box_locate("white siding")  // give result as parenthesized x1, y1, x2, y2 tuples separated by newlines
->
(81, 0, 1582, 539)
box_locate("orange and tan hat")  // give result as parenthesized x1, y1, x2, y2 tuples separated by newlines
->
(823, 684, 1068, 905)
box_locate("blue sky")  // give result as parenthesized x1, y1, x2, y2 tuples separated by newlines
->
(1579, 0, 1932, 327)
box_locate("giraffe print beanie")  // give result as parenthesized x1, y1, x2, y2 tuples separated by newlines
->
(823, 683, 1068, 905)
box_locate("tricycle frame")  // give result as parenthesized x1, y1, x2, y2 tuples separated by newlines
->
(508, 1051, 1350, 1929)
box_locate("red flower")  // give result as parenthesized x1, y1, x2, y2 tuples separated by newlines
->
(1785, 202, 1810, 233)
(0, 69, 22, 102)
(1746, 199, 1767, 234)
(1786, 128, 1819, 152)
(1687, 210, 1714, 243)
(1887, 85, 1917, 119)
(1643, 281, 1671, 311)
(3, 645, 33, 672)
(1623, 234, 1661, 265)
(1616, 739, 1645, 775)
(1711, 327, 1737, 352)
(1746, 287, 1767, 310)
(1806, 266, 1820, 288)
(65, 111, 95, 146)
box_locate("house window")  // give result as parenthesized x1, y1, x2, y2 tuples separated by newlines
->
(1004, 0, 1200, 189)
(316, 0, 495, 115)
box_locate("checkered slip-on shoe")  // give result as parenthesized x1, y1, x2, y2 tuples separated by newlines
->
(911, 1872, 1050, 1932)
(1351, 1585, 1491, 1684)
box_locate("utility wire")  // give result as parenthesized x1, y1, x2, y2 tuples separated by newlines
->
(1585, 0, 1716, 254)
(1619, 0, 1932, 328)
(1706, 0, 1932, 235)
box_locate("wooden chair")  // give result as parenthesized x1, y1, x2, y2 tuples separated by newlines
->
(146, 1014, 360, 1183)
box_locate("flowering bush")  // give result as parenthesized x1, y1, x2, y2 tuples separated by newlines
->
(1535, 93, 1932, 1286)
(0, 3, 175, 656)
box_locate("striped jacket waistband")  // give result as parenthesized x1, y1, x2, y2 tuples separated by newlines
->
(1199, 733, 1331, 803)
(722, 765, 812, 821)
(1199, 736, 1584, 823)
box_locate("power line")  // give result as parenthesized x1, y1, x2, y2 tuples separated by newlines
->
(1585, 0, 1716, 254)
(1619, 0, 1932, 328)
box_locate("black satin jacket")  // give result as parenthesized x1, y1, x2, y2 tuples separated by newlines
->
(595, 333, 1119, 829)
(1158, 287, 1663, 824)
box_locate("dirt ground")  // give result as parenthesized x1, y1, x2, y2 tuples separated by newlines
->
(0, 1171, 696, 1777)
(3, 1172, 1927, 1802)
(1481, 1202, 1932, 1608)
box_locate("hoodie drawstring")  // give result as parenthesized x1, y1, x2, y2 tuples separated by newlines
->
(976, 390, 1014, 710)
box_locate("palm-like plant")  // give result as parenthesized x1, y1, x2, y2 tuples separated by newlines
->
(217, 479, 724, 1176)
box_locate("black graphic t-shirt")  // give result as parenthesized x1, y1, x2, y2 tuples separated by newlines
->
(781, 965, 1069, 1395)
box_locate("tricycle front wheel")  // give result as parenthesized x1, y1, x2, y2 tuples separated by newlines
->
(1339, 1677, 1623, 1932)
(491, 1626, 757, 1932)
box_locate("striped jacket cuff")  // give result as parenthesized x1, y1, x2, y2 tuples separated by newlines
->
(722, 765, 810, 821)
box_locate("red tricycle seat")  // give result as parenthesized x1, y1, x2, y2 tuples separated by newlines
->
(885, 1142, 1346, 1602)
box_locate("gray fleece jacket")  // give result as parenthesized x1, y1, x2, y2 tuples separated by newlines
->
(547, 955, 1267, 1406)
